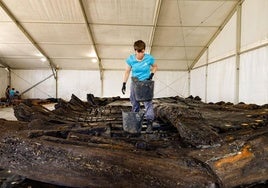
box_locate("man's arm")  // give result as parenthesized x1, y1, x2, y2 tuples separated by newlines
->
(122, 65, 131, 94)
(148, 63, 158, 80)
(123, 65, 131, 83)
(151, 63, 158, 74)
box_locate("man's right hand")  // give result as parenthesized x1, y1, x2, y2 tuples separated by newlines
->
(147, 73, 154, 80)
(121, 82, 126, 94)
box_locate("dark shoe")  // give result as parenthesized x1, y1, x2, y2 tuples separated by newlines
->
(146, 120, 153, 134)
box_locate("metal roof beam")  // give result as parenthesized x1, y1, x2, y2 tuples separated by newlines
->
(0, 1, 57, 78)
(0, 58, 10, 69)
(148, 0, 162, 54)
(79, 0, 103, 80)
(188, 0, 245, 70)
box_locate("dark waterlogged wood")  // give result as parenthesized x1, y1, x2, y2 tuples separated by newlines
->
(0, 94, 267, 187)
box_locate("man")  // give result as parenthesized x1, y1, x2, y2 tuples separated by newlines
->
(122, 40, 158, 133)
(9, 88, 16, 102)
(5, 85, 10, 103)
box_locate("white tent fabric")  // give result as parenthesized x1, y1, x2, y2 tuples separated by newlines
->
(0, 0, 267, 105)
(240, 46, 268, 104)
(58, 70, 101, 100)
(190, 67, 206, 101)
(11, 70, 56, 98)
(154, 71, 189, 98)
(0, 0, 240, 70)
(192, 0, 268, 105)
(208, 12, 236, 63)
(241, 0, 268, 51)
(207, 57, 236, 103)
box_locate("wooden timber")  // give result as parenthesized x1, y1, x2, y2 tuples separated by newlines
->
(0, 94, 267, 187)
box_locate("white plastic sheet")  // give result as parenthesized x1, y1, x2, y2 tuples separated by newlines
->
(103, 70, 125, 97)
(190, 67, 206, 102)
(103, 70, 189, 98)
(11, 70, 56, 99)
(207, 57, 236, 103)
(0, 0, 240, 70)
(208, 12, 236, 63)
(240, 46, 268, 105)
(154, 71, 189, 98)
(241, 0, 268, 51)
(58, 70, 101, 100)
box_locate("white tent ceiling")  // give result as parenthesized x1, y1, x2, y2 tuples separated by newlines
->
(0, 0, 240, 73)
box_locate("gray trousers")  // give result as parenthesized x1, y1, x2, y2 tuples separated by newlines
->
(130, 81, 154, 121)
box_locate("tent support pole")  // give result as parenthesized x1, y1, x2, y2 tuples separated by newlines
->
(235, 2, 242, 104)
(188, 70, 190, 97)
(56, 70, 58, 98)
(148, 0, 162, 53)
(205, 49, 209, 103)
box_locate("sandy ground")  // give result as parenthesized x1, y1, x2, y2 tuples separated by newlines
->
(0, 106, 16, 120)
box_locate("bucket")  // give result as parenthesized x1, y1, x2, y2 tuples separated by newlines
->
(122, 111, 144, 134)
(133, 79, 154, 102)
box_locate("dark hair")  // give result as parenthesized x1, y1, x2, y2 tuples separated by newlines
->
(134, 40, 146, 52)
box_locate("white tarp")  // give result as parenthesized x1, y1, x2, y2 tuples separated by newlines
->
(241, 0, 268, 51)
(190, 67, 206, 101)
(58, 70, 101, 100)
(208, 12, 236, 63)
(191, 0, 268, 105)
(11, 70, 56, 99)
(0, 0, 239, 70)
(239, 46, 268, 104)
(103, 70, 189, 98)
(154, 71, 189, 98)
(207, 57, 236, 103)
(1, 0, 267, 104)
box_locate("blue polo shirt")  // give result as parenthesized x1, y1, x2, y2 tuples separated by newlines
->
(126, 54, 155, 81)
(9, 89, 15, 97)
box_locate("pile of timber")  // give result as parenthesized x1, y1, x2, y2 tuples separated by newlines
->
(0, 94, 267, 187)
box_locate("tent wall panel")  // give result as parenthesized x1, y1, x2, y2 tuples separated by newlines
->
(11, 70, 55, 99)
(241, 0, 268, 51)
(103, 70, 125, 97)
(239, 46, 268, 104)
(208, 12, 236, 63)
(103, 70, 189, 99)
(8, 69, 189, 101)
(0, 68, 8, 98)
(206, 57, 236, 103)
(58, 70, 101, 101)
(191, 0, 268, 105)
(190, 67, 206, 101)
(154, 71, 189, 98)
